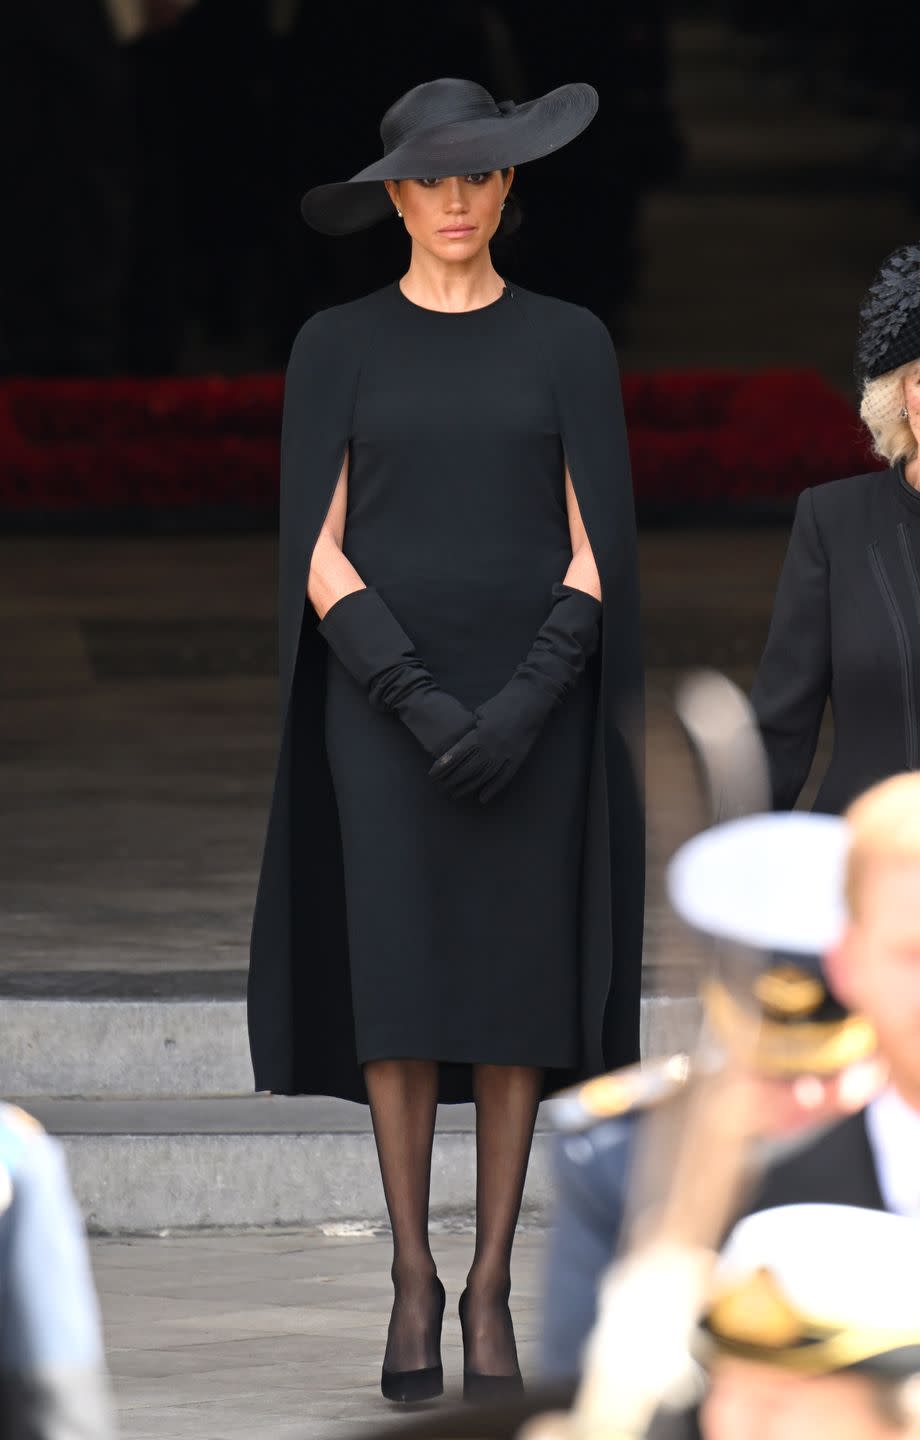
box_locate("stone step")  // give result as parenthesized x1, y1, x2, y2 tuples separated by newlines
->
(24, 1096, 553, 1234)
(0, 996, 702, 1098)
(9, 991, 702, 1233)
(1, 998, 254, 1098)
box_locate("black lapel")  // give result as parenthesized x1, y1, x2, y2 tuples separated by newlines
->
(747, 1109, 886, 1214)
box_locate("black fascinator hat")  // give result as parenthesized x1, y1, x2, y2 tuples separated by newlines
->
(856, 244, 920, 383)
(301, 77, 598, 236)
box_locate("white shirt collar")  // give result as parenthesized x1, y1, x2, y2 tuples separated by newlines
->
(865, 1086, 920, 1217)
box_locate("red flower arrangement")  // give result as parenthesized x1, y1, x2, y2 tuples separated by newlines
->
(622, 369, 880, 507)
(0, 369, 882, 519)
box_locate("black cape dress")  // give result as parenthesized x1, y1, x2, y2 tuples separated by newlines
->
(248, 282, 644, 1103)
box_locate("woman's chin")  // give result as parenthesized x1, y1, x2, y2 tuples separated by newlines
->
(427, 236, 488, 262)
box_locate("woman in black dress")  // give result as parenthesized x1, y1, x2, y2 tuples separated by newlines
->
(752, 245, 920, 813)
(248, 79, 644, 1403)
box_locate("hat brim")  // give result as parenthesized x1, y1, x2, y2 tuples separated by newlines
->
(667, 813, 849, 957)
(301, 82, 598, 236)
(698, 1323, 920, 1380)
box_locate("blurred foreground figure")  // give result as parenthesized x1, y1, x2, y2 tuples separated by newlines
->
(541, 806, 881, 1380)
(695, 1203, 920, 1440)
(755, 771, 920, 1214)
(544, 938, 881, 1376)
(0, 1104, 114, 1439)
(551, 777, 920, 1440)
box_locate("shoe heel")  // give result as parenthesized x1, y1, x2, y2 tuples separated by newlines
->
(381, 1278, 446, 1404)
(381, 1363, 444, 1404)
(463, 1370, 525, 1402)
(458, 1288, 524, 1402)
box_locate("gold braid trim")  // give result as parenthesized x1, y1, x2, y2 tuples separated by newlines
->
(704, 1325, 920, 1377)
(701, 980, 877, 1076)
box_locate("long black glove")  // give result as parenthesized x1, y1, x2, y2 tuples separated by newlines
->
(318, 587, 474, 758)
(430, 584, 602, 803)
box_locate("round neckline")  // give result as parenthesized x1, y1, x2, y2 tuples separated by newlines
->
(394, 280, 508, 315)
(896, 461, 920, 513)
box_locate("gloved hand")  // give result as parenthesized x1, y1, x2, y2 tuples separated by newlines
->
(319, 588, 474, 758)
(430, 584, 602, 803)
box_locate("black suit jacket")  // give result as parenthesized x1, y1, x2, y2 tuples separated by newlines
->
(748, 1110, 886, 1213)
(751, 466, 920, 812)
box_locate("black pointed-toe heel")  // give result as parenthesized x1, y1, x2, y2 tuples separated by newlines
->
(458, 1289, 525, 1402)
(381, 1362, 444, 1405)
(463, 1370, 526, 1402)
(381, 1278, 446, 1404)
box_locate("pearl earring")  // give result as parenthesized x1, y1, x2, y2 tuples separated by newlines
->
(396, 207, 403, 218)
(901, 407, 909, 419)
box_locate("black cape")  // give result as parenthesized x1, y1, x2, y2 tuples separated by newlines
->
(248, 284, 644, 1101)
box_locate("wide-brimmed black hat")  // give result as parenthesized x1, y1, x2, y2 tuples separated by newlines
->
(856, 244, 920, 383)
(301, 77, 598, 236)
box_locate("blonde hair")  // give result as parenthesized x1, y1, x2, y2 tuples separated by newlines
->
(859, 362, 919, 466)
(845, 773, 920, 916)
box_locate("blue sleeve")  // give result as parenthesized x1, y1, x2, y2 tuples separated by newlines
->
(540, 1116, 636, 1379)
(0, 1132, 105, 1373)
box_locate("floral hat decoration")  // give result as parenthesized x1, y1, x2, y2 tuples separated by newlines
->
(855, 244, 920, 384)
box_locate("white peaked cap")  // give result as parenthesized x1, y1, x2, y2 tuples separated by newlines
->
(716, 1204, 920, 1332)
(667, 812, 849, 955)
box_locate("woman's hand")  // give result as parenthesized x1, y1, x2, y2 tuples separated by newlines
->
(429, 685, 548, 803)
(431, 584, 602, 804)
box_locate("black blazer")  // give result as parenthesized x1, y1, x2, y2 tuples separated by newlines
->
(751, 465, 920, 812)
(748, 1110, 886, 1213)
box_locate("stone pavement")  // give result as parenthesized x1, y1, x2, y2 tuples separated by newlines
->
(97, 1228, 544, 1440)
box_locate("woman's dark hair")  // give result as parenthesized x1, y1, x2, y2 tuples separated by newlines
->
(496, 167, 522, 240)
